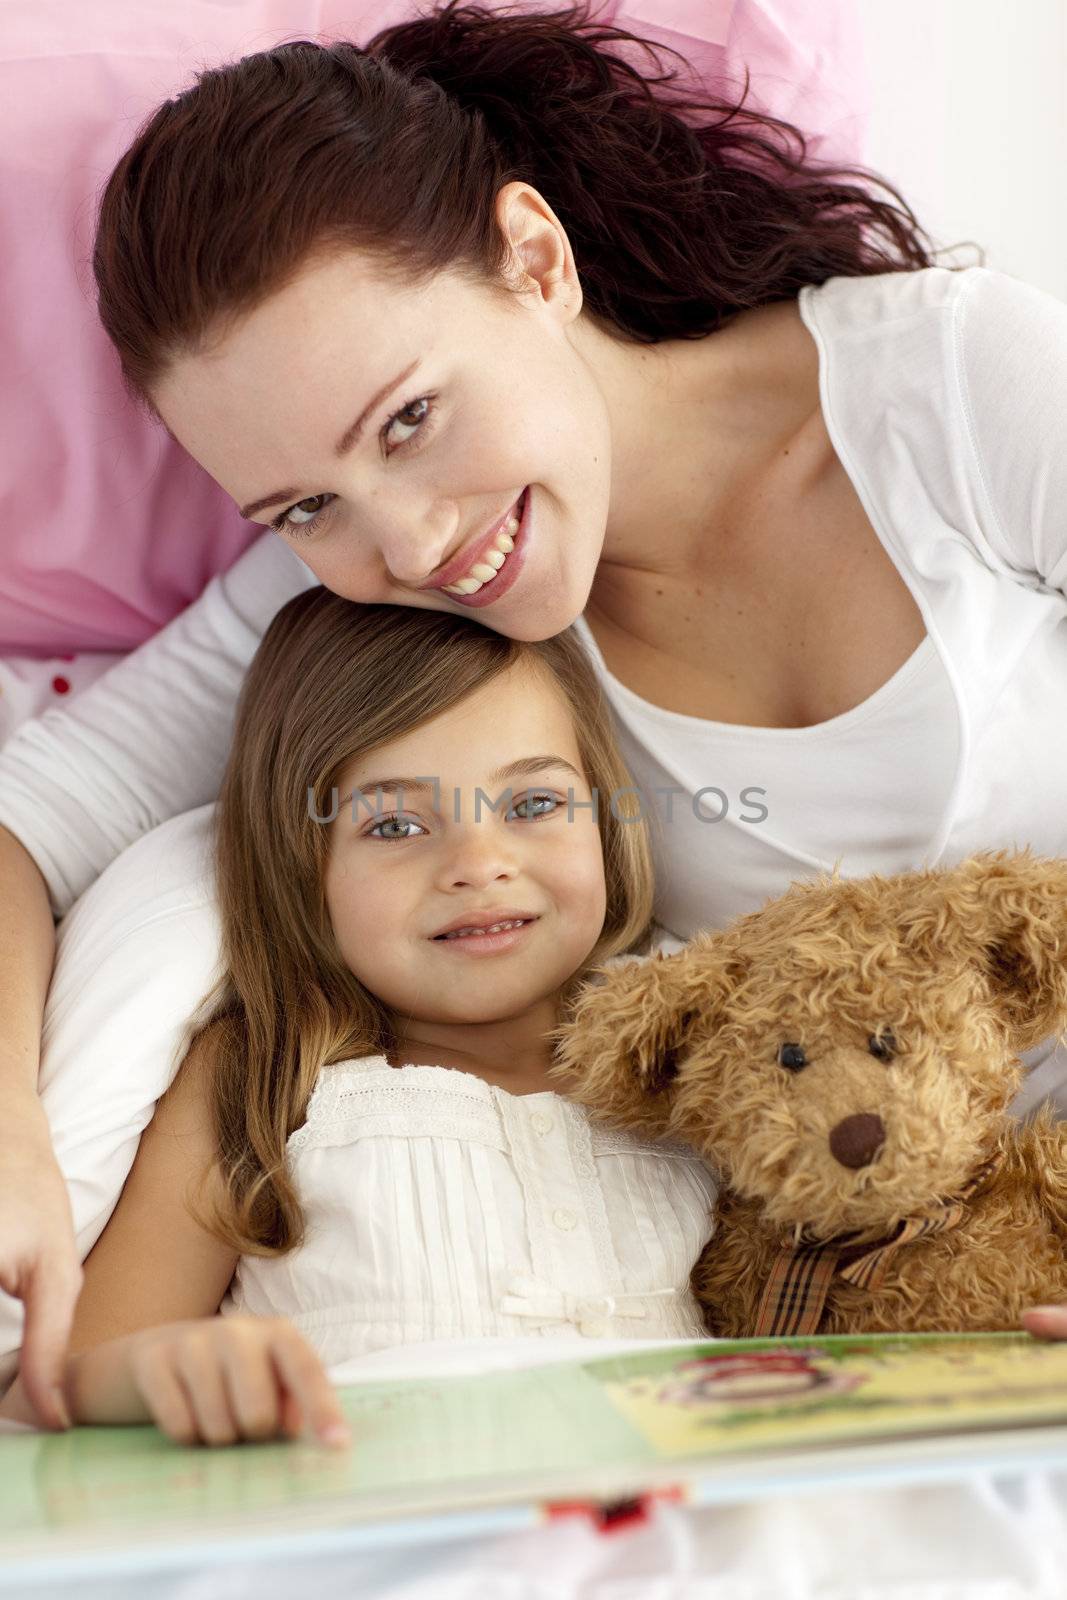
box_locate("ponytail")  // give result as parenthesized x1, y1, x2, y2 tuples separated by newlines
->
(369, 3, 935, 335)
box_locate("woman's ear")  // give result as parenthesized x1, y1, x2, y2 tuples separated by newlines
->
(548, 936, 729, 1134)
(936, 850, 1067, 1054)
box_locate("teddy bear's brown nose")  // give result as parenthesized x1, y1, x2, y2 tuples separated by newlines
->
(829, 1113, 886, 1169)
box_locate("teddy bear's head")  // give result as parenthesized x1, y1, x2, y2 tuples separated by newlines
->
(551, 850, 1067, 1240)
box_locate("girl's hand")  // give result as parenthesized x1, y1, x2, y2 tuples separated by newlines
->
(1022, 1306, 1067, 1340)
(67, 1316, 351, 1449)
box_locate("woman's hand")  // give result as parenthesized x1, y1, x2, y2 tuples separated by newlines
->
(1022, 1307, 1067, 1339)
(66, 1316, 351, 1449)
(0, 1093, 82, 1430)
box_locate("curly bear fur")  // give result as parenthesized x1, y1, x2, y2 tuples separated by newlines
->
(549, 849, 1067, 1335)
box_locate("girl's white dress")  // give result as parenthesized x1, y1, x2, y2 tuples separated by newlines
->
(218, 1057, 718, 1365)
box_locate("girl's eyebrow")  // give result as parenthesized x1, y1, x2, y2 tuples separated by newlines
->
(239, 357, 422, 520)
(340, 754, 585, 808)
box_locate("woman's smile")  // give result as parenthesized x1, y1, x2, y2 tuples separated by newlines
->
(437, 486, 532, 608)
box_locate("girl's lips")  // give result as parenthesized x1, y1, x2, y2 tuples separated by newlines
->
(440, 487, 531, 609)
(431, 918, 538, 956)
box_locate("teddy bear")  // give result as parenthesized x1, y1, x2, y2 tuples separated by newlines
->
(549, 849, 1067, 1336)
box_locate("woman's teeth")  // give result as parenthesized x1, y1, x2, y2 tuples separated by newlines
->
(440, 918, 530, 940)
(443, 499, 521, 596)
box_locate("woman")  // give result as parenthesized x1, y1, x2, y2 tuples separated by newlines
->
(3, 0, 1066, 1429)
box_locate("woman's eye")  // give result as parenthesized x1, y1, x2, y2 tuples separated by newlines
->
(777, 1042, 807, 1072)
(268, 394, 436, 539)
(383, 395, 434, 453)
(507, 792, 558, 820)
(366, 813, 426, 841)
(270, 494, 335, 539)
(869, 1029, 897, 1060)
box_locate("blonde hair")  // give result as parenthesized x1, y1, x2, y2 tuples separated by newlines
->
(191, 590, 655, 1255)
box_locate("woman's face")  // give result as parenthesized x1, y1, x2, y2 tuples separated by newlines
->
(322, 657, 608, 1028)
(152, 185, 614, 643)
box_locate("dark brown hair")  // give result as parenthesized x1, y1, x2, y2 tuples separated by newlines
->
(192, 593, 654, 1256)
(92, 0, 936, 414)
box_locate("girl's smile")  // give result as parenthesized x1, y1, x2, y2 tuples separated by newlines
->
(430, 911, 541, 955)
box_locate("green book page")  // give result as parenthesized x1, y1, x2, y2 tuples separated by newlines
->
(5, 1333, 1067, 1560)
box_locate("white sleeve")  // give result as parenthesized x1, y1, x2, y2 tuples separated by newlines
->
(0, 533, 318, 917)
(957, 268, 1067, 598)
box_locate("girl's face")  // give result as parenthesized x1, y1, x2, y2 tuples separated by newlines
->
(152, 185, 614, 644)
(322, 659, 608, 1029)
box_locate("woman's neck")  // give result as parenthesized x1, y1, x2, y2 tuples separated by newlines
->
(574, 298, 821, 594)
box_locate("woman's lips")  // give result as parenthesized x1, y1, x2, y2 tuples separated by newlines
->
(440, 487, 531, 609)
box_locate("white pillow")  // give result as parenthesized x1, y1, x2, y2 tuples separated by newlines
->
(0, 803, 222, 1387)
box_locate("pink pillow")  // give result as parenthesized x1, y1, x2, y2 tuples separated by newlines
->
(0, 0, 867, 655)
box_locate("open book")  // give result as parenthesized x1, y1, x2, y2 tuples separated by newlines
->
(4, 1332, 1067, 1584)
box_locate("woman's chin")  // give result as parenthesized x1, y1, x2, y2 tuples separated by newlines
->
(493, 569, 597, 642)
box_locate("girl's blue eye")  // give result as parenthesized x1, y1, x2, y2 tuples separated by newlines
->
(507, 792, 558, 820)
(269, 395, 436, 540)
(367, 813, 426, 841)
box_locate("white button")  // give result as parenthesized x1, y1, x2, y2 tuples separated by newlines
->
(552, 1208, 577, 1231)
(579, 1317, 608, 1338)
(530, 1110, 554, 1136)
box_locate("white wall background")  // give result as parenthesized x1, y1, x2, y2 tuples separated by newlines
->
(857, 0, 1066, 299)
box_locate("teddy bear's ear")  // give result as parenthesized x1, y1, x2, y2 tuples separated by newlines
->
(931, 850, 1067, 1054)
(548, 936, 732, 1134)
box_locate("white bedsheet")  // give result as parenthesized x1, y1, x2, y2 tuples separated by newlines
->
(12, 1483, 1067, 1600)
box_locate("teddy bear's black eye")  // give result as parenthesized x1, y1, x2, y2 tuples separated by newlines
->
(777, 1042, 807, 1072)
(868, 1029, 897, 1061)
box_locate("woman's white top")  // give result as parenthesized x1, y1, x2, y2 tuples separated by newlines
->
(217, 1056, 716, 1365)
(3, 266, 1067, 1110)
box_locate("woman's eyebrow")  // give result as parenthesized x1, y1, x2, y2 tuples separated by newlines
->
(239, 357, 422, 520)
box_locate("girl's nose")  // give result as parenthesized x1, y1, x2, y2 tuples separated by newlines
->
(441, 833, 520, 891)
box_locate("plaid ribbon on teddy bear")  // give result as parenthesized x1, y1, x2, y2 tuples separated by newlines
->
(751, 1157, 1000, 1337)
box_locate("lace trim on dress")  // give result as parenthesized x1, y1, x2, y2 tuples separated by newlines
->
(288, 1059, 506, 1153)
(289, 1098, 508, 1154)
(588, 1124, 706, 1162)
(289, 1057, 712, 1167)
(560, 1100, 624, 1291)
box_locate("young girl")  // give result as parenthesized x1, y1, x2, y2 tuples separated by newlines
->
(0, 592, 716, 1446)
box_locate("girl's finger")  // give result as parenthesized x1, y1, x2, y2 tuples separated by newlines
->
(1022, 1305, 1067, 1340)
(280, 1387, 304, 1440)
(218, 1332, 284, 1441)
(174, 1333, 240, 1445)
(132, 1343, 199, 1446)
(17, 1252, 83, 1431)
(268, 1324, 350, 1448)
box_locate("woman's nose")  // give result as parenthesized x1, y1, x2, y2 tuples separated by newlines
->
(376, 514, 456, 588)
